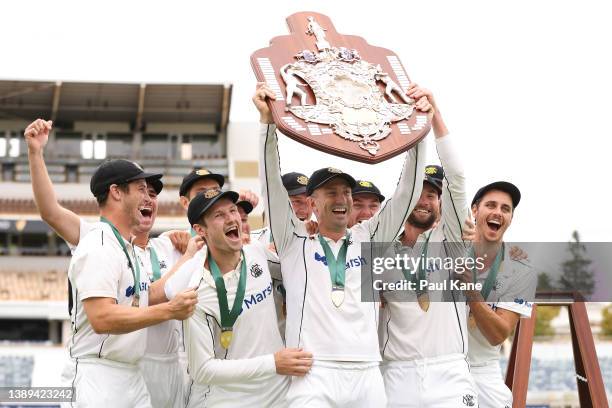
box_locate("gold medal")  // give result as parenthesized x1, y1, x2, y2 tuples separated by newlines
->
(131, 295, 140, 307)
(417, 293, 430, 312)
(220, 330, 233, 349)
(468, 312, 477, 329)
(331, 287, 345, 307)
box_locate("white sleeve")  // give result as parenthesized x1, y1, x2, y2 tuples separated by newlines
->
(360, 138, 427, 242)
(259, 124, 302, 255)
(150, 235, 183, 270)
(73, 232, 123, 301)
(68, 218, 96, 254)
(495, 260, 537, 317)
(436, 135, 470, 243)
(185, 307, 277, 385)
(164, 250, 204, 300)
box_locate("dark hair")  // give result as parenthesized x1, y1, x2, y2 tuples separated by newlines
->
(97, 183, 130, 207)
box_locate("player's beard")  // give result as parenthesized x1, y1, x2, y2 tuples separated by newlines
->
(407, 211, 436, 230)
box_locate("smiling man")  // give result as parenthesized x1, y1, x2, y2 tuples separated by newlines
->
(459, 181, 537, 408)
(349, 180, 385, 227)
(254, 82, 429, 407)
(378, 85, 478, 408)
(165, 189, 313, 407)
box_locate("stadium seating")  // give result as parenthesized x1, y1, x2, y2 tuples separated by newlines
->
(0, 356, 34, 387)
(0, 270, 67, 301)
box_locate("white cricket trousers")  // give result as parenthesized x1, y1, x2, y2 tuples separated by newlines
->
(287, 361, 387, 408)
(61, 358, 151, 408)
(471, 360, 513, 408)
(138, 353, 186, 408)
(382, 354, 478, 408)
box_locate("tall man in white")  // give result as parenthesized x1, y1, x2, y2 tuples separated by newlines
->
(165, 189, 314, 407)
(24, 119, 203, 408)
(64, 159, 197, 407)
(458, 182, 536, 408)
(378, 85, 478, 407)
(253, 82, 430, 407)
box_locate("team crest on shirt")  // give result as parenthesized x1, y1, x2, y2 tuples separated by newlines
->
(494, 279, 503, 291)
(462, 394, 475, 406)
(159, 260, 167, 270)
(250, 263, 263, 278)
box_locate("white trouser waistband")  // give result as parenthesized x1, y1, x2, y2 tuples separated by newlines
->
(76, 357, 139, 370)
(140, 352, 180, 363)
(313, 360, 380, 370)
(383, 353, 466, 368)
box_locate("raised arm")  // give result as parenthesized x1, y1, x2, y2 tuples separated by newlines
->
(185, 306, 312, 385)
(253, 83, 301, 255)
(24, 119, 81, 246)
(361, 140, 427, 243)
(408, 85, 468, 243)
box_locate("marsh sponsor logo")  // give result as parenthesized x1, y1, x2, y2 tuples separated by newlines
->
(243, 282, 273, 310)
(314, 252, 366, 268)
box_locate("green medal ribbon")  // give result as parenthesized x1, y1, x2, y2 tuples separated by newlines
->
(190, 227, 197, 238)
(100, 217, 141, 299)
(149, 246, 162, 282)
(208, 250, 247, 333)
(318, 232, 350, 290)
(470, 244, 504, 300)
(400, 231, 432, 293)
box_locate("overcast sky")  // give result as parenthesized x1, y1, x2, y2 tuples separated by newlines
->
(3, 0, 611, 242)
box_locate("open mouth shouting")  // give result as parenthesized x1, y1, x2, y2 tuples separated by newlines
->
(224, 224, 241, 242)
(486, 218, 502, 232)
(139, 206, 153, 221)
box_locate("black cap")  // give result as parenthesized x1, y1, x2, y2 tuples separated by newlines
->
(282, 172, 309, 196)
(236, 200, 254, 215)
(90, 159, 163, 198)
(423, 164, 444, 194)
(187, 189, 239, 225)
(471, 181, 521, 209)
(179, 168, 225, 197)
(352, 180, 385, 202)
(306, 167, 357, 196)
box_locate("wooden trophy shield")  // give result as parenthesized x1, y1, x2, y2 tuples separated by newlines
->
(251, 12, 430, 164)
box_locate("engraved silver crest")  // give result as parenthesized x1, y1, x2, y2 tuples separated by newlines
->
(280, 16, 415, 156)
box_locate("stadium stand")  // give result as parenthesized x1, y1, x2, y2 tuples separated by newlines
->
(0, 355, 34, 387)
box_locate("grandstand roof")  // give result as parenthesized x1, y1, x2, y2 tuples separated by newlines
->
(0, 80, 232, 130)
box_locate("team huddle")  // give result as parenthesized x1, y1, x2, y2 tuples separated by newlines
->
(23, 82, 536, 407)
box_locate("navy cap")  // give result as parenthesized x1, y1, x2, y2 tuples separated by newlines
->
(90, 159, 162, 198)
(423, 164, 444, 194)
(179, 168, 225, 197)
(352, 180, 385, 202)
(471, 181, 521, 208)
(282, 172, 309, 196)
(187, 189, 239, 225)
(306, 167, 357, 196)
(236, 200, 254, 215)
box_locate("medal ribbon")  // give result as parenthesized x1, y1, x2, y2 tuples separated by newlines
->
(470, 244, 504, 300)
(100, 216, 141, 299)
(318, 232, 350, 290)
(208, 250, 247, 331)
(400, 230, 432, 293)
(190, 227, 197, 238)
(149, 246, 162, 282)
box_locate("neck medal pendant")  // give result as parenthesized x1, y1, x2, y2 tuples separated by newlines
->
(417, 292, 430, 312)
(220, 329, 233, 349)
(131, 295, 140, 308)
(331, 286, 345, 307)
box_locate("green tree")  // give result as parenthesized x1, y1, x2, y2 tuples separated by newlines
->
(535, 305, 561, 336)
(557, 231, 595, 297)
(602, 305, 612, 336)
(537, 272, 555, 292)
